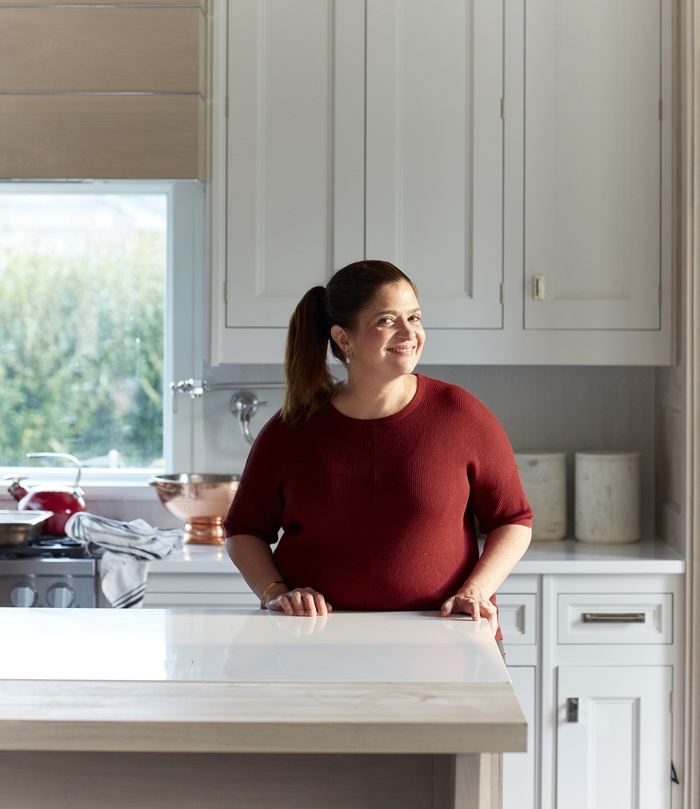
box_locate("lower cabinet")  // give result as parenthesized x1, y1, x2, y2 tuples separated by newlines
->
(502, 665, 537, 809)
(501, 571, 683, 809)
(556, 665, 673, 809)
(499, 578, 539, 809)
(142, 570, 258, 609)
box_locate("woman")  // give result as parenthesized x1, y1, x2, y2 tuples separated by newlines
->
(223, 260, 532, 637)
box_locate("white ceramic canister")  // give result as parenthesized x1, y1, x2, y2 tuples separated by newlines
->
(574, 451, 641, 543)
(514, 452, 567, 541)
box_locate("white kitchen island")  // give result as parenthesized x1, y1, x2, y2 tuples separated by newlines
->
(0, 609, 525, 809)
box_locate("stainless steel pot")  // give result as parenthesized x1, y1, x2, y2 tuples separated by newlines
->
(0, 510, 53, 546)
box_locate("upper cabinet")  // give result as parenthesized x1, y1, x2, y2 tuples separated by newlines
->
(0, 1, 206, 180)
(220, 1, 365, 333)
(522, 0, 670, 333)
(209, 0, 674, 366)
(364, 1, 504, 331)
(210, 0, 505, 365)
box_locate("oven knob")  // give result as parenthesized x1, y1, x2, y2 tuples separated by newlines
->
(46, 583, 76, 608)
(10, 583, 37, 608)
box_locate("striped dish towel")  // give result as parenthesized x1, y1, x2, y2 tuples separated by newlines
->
(65, 512, 183, 608)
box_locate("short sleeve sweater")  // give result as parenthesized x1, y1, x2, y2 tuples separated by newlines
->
(223, 374, 532, 613)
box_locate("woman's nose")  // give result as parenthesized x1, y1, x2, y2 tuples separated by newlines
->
(396, 319, 414, 337)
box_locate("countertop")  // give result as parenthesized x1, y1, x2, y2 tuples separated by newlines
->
(151, 537, 685, 575)
(0, 609, 525, 756)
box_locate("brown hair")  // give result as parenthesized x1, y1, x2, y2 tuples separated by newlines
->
(282, 260, 416, 423)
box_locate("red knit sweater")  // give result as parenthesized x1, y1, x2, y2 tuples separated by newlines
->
(224, 375, 532, 618)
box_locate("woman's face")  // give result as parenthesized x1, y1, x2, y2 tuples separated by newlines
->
(335, 281, 425, 381)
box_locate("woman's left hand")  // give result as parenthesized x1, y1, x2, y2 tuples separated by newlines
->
(268, 586, 332, 617)
(440, 584, 498, 635)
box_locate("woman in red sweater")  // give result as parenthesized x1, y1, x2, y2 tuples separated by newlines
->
(223, 260, 532, 636)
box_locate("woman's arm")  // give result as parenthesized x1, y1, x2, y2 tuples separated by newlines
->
(225, 534, 332, 616)
(440, 523, 532, 631)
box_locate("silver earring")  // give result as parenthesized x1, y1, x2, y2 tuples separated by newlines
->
(345, 352, 351, 365)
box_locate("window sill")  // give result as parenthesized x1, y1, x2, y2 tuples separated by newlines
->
(1, 467, 164, 500)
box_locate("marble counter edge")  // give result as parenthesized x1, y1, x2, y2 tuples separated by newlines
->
(511, 538, 685, 574)
(149, 540, 685, 575)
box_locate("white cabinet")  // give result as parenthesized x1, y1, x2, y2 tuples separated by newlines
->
(501, 571, 683, 809)
(209, 0, 505, 365)
(499, 578, 539, 809)
(364, 0, 504, 330)
(556, 665, 672, 809)
(142, 569, 257, 609)
(503, 666, 537, 809)
(522, 0, 671, 334)
(220, 0, 365, 334)
(209, 0, 674, 366)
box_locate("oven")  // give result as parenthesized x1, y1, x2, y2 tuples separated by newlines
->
(0, 538, 98, 608)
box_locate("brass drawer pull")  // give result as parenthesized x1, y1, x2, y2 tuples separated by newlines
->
(582, 612, 646, 624)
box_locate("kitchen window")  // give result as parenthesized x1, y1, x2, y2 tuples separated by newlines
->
(0, 181, 204, 489)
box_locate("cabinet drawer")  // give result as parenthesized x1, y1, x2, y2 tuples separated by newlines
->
(558, 593, 673, 644)
(142, 591, 259, 609)
(498, 593, 537, 645)
(146, 572, 251, 594)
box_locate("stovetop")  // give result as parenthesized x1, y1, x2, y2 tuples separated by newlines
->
(0, 535, 88, 561)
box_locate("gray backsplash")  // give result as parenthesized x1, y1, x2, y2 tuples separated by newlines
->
(200, 363, 655, 538)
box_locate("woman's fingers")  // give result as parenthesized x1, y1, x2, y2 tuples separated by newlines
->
(271, 587, 332, 616)
(440, 593, 499, 635)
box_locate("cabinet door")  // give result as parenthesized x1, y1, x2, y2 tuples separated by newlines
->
(524, 0, 667, 331)
(503, 666, 536, 809)
(556, 665, 672, 809)
(224, 0, 365, 330)
(366, 0, 503, 329)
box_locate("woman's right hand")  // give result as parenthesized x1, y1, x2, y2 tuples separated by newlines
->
(268, 586, 332, 617)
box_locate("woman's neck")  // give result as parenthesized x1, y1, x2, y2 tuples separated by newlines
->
(332, 374, 418, 420)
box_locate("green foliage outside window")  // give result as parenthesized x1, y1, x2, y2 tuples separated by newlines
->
(0, 233, 164, 469)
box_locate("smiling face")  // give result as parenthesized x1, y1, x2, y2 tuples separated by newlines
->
(331, 281, 425, 382)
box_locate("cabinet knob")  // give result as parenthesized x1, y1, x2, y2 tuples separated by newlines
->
(533, 274, 546, 300)
(566, 697, 579, 723)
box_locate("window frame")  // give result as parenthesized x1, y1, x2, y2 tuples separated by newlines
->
(0, 179, 205, 495)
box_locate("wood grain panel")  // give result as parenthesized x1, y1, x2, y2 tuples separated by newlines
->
(0, 95, 205, 180)
(0, 679, 525, 754)
(0, 7, 203, 93)
(0, 1, 205, 5)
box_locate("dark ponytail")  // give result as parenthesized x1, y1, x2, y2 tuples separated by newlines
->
(282, 286, 336, 422)
(282, 260, 416, 423)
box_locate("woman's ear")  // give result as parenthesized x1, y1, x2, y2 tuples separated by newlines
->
(330, 324, 350, 354)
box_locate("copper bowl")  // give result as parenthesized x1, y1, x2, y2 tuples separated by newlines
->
(148, 473, 240, 545)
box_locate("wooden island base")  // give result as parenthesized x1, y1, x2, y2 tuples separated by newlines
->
(1, 751, 500, 809)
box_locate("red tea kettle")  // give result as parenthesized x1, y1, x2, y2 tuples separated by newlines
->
(5, 452, 86, 535)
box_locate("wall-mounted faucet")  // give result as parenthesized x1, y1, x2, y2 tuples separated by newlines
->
(230, 391, 269, 445)
(170, 378, 284, 445)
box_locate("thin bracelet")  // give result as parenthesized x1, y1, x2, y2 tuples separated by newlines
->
(260, 580, 287, 607)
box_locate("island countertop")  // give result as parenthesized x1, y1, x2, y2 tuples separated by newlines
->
(0, 609, 525, 809)
(0, 609, 525, 757)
